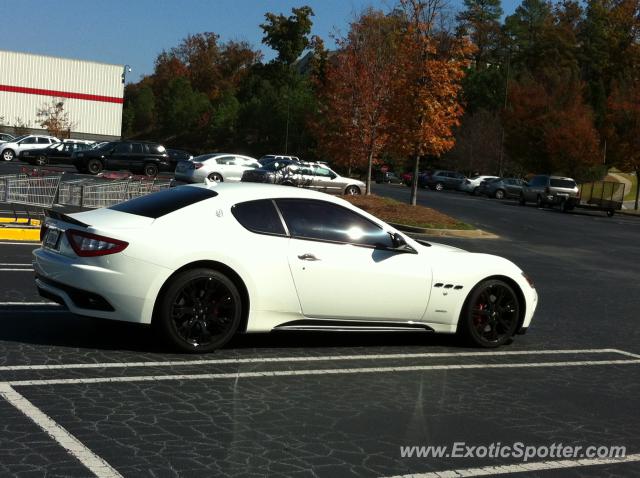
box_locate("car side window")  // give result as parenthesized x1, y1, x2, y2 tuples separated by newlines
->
(114, 143, 132, 154)
(132, 143, 144, 154)
(22, 137, 37, 144)
(232, 200, 286, 236)
(313, 167, 333, 178)
(216, 156, 236, 165)
(276, 199, 394, 249)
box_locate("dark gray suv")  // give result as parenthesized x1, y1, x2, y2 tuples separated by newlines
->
(519, 175, 579, 211)
(419, 170, 466, 191)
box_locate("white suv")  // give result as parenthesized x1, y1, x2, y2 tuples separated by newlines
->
(0, 135, 61, 161)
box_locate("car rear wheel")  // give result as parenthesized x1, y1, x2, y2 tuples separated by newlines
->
(434, 182, 444, 191)
(86, 159, 103, 175)
(458, 279, 520, 348)
(208, 173, 223, 182)
(495, 189, 505, 200)
(519, 193, 526, 205)
(144, 163, 159, 177)
(2, 149, 14, 161)
(345, 185, 361, 195)
(536, 195, 544, 208)
(156, 268, 242, 353)
(36, 155, 48, 166)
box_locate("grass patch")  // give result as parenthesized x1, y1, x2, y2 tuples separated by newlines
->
(619, 173, 638, 201)
(344, 194, 474, 230)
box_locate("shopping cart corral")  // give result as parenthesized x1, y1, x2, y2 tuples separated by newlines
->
(0, 170, 173, 226)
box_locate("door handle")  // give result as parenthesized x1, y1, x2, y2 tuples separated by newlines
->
(298, 253, 320, 261)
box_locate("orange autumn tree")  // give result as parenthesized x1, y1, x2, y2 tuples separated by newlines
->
(391, 0, 474, 205)
(314, 9, 402, 194)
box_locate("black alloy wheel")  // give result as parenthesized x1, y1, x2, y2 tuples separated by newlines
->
(157, 268, 242, 353)
(459, 279, 520, 348)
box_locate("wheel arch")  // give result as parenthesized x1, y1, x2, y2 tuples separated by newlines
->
(152, 260, 251, 333)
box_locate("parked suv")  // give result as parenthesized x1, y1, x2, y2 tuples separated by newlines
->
(519, 175, 580, 210)
(72, 141, 171, 176)
(419, 170, 466, 191)
(0, 135, 60, 161)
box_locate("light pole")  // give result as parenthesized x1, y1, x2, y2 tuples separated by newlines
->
(122, 65, 132, 84)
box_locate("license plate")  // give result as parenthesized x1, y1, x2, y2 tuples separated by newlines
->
(44, 228, 61, 250)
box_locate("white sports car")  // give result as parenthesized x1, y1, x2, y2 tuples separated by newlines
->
(33, 183, 537, 352)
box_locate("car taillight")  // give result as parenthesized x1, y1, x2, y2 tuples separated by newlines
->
(66, 229, 128, 257)
(193, 163, 204, 169)
(40, 223, 49, 242)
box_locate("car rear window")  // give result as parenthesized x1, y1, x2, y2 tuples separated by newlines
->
(109, 186, 217, 218)
(232, 200, 286, 236)
(550, 179, 576, 188)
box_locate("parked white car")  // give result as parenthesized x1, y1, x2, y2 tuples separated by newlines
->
(0, 134, 61, 161)
(459, 175, 500, 194)
(34, 183, 537, 353)
(174, 153, 261, 183)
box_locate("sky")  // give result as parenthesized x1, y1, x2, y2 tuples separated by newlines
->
(2, 0, 520, 83)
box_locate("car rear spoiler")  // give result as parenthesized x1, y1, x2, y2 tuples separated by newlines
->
(43, 209, 89, 228)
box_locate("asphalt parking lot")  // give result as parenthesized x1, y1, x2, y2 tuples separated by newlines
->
(0, 177, 639, 477)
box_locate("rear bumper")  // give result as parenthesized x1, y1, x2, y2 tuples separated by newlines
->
(32, 247, 172, 324)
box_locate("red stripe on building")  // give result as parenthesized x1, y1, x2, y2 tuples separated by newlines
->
(0, 84, 123, 104)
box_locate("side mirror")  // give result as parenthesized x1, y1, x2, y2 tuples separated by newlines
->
(329, 172, 337, 180)
(389, 232, 416, 253)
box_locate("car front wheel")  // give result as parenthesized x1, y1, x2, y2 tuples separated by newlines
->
(208, 173, 223, 182)
(434, 182, 444, 191)
(156, 268, 242, 353)
(144, 163, 159, 177)
(2, 149, 15, 161)
(86, 159, 103, 175)
(458, 279, 520, 348)
(345, 185, 361, 195)
(36, 155, 48, 166)
(494, 189, 505, 200)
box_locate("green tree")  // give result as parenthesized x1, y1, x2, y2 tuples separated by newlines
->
(456, 0, 504, 68)
(161, 77, 210, 135)
(261, 6, 315, 65)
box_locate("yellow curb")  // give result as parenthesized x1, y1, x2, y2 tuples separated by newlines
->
(0, 217, 41, 226)
(0, 227, 41, 241)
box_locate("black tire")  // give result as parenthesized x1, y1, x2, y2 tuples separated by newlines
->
(519, 193, 526, 205)
(208, 173, 223, 182)
(345, 185, 361, 195)
(143, 163, 159, 177)
(86, 159, 103, 175)
(607, 209, 615, 217)
(560, 200, 569, 213)
(155, 268, 242, 353)
(472, 187, 479, 195)
(36, 155, 48, 166)
(458, 279, 520, 348)
(2, 149, 15, 161)
(494, 189, 505, 200)
(536, 195, 544, 208)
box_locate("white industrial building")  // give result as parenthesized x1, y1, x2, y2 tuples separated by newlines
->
(0, 50, 124, 141)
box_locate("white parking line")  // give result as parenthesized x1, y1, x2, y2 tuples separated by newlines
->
(0, 302, 59, 306)
(0, 242, 39, 245)
(382, 453, 640, 478)
(0, 384, 122, 478)
(0, 268, 33, 271)
(0, 263, 32, 266)
(0, 348, 630, 371)
(7, 358, 640, 387)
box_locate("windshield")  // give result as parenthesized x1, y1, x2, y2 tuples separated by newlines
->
(550, 178, 577, 188)
(193, 154, 219, 162)
(12, 135, 28, 142)
(95, 141, 116, 151)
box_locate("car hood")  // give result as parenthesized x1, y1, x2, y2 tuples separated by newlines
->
(416, 240, 466, 253)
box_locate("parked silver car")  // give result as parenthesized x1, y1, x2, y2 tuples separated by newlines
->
(242, 160, 365, 195)
(175, 153, 261, 183)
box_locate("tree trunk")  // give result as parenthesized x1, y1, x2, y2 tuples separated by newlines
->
(366, 149, 374, 195)
(635, 167, 640, 211)
(410, 154, 420, 206)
